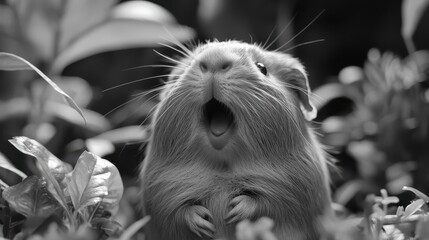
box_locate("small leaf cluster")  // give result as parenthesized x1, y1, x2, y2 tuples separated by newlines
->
(323, 187, 429, 240)
(0, 0, 191, 161)
(0, 136, 124, 240)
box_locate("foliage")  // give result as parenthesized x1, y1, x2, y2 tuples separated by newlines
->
(314, 0, 429, 210)
(0, 0, 193, 156)
(321, 187, 429, 240)
(0, 0, 428, 239)
(0, 136, 124, 239)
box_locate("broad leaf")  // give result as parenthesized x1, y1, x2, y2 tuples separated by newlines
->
(46, 102, 111, 134)
(58, 0, 117, 51)
(403, 186, 429, 202)
(66, 151, 123, 212)
(8, 136, 71, 211)
(403, 199, 425, 219)
(0, 53, 86, 122)
(51, 17, 195, 74)
(111, 1, 176, 23)
(2, 176, 61, 217)
(85, 139, 115, 158)
(8, 0, 62, 61)
(0, 179, 8, 189)
(90, 125, 151, 144)
(8, 136, 72, 187)
(0, 52, 35, 70)
(0, 152, 27, 180)
(33, 76, 93, 108)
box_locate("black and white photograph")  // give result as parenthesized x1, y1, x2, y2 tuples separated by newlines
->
(0, 0, 428, 239)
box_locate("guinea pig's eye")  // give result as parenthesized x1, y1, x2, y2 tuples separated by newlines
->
(256, 62, 267, 75)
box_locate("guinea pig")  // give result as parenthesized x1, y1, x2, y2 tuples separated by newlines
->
(140, 40, 333, 240)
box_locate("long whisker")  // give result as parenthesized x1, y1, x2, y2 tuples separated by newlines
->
(144, 83, 182, 123)
(276, 10, 325, 52)
(154, 89, 191, 124)
(265, 14, 297, 50)
(160, 32, 195, 57)
(104, 94, 146, 117)
(131, 84, 167, 98)
(189, 39, 198, 49)
(277, 39, 325, 53)
(109, 87, 164, 124)
(154, 49, 183, 65)
(158, 42, 191, 58)
(260, 88, 307, 140)
(137, 90, 163, 116)
(102, 74, 177, 92)
(145, 98, 163, 123)
(281, 82, 324, 104)
(258, 80, 323, 104)
(261, 24, 278, 49)
(122, 64, 185, 72)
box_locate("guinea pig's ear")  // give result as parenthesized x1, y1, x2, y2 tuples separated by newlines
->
(286, 68, 317, 121)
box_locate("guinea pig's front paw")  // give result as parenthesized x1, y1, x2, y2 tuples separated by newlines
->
(184, 205, 215, 238)
(225, 195, 257, 224)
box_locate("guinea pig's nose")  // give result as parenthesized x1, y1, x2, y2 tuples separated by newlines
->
(199, 59, 233, 73)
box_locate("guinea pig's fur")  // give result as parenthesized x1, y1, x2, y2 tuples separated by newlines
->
(140, 40, 332, 240)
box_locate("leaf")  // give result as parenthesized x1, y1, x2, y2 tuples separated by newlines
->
(66, 151, 123, 212)
(91, 218, 123, 237)
(402, 186, 429, 202)
(403, 199, 425, 219)
(119, 216, 150, 240)
(90, 125, 151, 144)
(0, 152, 27, 180)
(401, 0, 429, 51)
(8, 136, 72, 187)
(0, 52, 86, 122)
(0, 179, 9, 189)
(111, 0, 175, 22)
(22, 214, 65, 238)
(46, 102, 111, 133)
(396, 206, 404, 217)
(2, 176, 61, 217)
(58, 0, 117, 51)
(66, 151, 98, 211)
(0, 52, 33, 71)
(378, 196, 400, 206)
(33, 76, 94, 108)
(8, 0, 62, 61)
(51, 17, 195, 74)
(8, 136, 71, 211)
(85, 139, 115, 158)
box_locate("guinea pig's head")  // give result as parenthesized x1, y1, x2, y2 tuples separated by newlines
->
(150, 41, 317, 160)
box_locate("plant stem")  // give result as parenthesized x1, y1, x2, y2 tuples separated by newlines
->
(119, 216, 151, 240)
(381, 214, 422, 225)
(404, 36, 416, 55)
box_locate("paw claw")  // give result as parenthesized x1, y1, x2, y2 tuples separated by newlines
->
(185, 205, 215, 238)
(226, 195, 257, 224)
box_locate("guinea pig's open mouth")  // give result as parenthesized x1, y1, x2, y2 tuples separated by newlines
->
(203, 98, 235, 150)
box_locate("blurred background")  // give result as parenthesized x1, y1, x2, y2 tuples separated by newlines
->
(0, 0, 429, 228)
